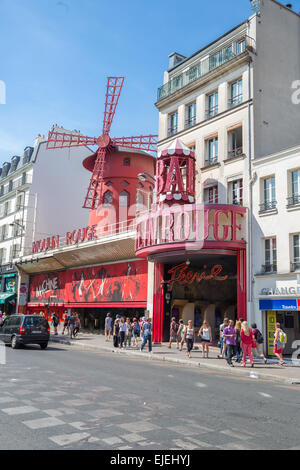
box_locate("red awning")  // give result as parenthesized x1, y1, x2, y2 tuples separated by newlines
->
(66, 302, 147, 309)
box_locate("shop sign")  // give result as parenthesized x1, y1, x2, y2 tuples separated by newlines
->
(32, 225, 98, 254)
(259, 299, 298, 311)
(136, 204, 246, 251)
(167, 263, 228, 291)
(260, 287, 300, 296)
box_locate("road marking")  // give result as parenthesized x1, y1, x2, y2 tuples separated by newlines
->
(102, 436, 123, 445)
(258, 392, 272, 398)
(220, 429, 251, 441)
(1, 406, 39, 415)
(195, 382, 207, 388)
(49, 432, 90, 446)
(22, 417, 65, 429)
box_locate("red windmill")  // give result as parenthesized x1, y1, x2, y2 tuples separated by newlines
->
(47, 77, 157, 210)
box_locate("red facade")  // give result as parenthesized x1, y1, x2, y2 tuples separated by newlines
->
(28, 260, 148, 307)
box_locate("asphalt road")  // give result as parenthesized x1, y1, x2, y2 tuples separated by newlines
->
(0, 342, 299, 450)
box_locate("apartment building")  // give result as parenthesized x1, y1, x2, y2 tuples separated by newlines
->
(0, 128, 93, 313)
(153, 0, 300, 347)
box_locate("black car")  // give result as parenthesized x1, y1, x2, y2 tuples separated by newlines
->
(0, 315, 50, 349)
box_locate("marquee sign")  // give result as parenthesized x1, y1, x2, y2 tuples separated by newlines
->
(32, 225, 98, 254)
(167, 263, 228, 291)
(136, 204, 246, 255)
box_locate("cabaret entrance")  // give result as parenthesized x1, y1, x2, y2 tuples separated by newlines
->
(151, 252, 240, 342)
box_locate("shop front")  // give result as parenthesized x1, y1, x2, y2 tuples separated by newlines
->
(27, 259, 148, 330)
(0, 265, 17, 314)
(259, 294, 300, 356)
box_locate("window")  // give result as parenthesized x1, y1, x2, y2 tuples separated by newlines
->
(186, 103, 196, 128)
(0, 186, 3, 196)
(21, 172, 27, 185)
(119, 190, 129, 207)
(205, 137, 218, 166)
(229, 79, 243, 107)
(16, 194, 23, 211)
(121, 181, 129, 187)
(4, 201, 10, 216)
(204, 185, 218, 204)
(136, 191, 145, 210)
(228, 126, 243, 158)
(236, 38, 246, 55)
(123, 158, 131, 167)
(264, 238, 277, 273)
(207, 92, 218, 118)
(1, 225, 7, 241)
(10, 244, 20, 261)
(168, 111, 178, 136)
(8, 180, 13, 193)
(288, 170, 300, 207)
(260, 177, 276, 212)
(0, 248, 6, 264)
(103, 190, 113, 206)
(229, 179, 243, 206)
(292, 235, 300, 272)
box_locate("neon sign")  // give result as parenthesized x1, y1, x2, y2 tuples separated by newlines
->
(167, 262, 228, 291)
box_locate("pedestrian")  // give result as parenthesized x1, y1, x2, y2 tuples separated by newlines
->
(119, 317, 126, 348)
(240, 321, 254, 368)
(139, 317, 145, 343)
(132, 318, 140, 348)
(251, 323, 267, 364)
(183, 320, 195, 358)
(218, 317, 229, 359)
(235, 320, 242, 363)
(73, 313, 81, 337)
(105, 313, 112, 342)
(124, 317, 132, 348)
(223, 319, 237, 367)
(52, 312, 59, 336)
(168, 317, 179, 349)
(62, 311, 69, 335)
(177, 319, 186, 351)
(140, 317, 152, 353)
(113, 317, 120, 348)
(68, 313, 76, 339)
(274, 323, 287, 366)
(198, 320, 212, 358)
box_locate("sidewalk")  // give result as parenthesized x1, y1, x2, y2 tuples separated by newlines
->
(49, 328, 300, 385)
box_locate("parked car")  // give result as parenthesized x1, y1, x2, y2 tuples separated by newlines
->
(0, 315, 50, 349)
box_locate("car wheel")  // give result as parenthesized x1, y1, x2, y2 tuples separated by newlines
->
(11, 336, 19, 349)
(40, 343, 48, 350)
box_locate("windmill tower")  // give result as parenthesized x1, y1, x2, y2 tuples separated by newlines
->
(47, 77, 157, 234)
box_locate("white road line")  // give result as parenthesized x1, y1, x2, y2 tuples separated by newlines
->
(258, 392, 272, 398)
(195, 382, 207, 388)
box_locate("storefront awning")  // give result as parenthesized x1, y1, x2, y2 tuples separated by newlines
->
(0, 293, 16, 304)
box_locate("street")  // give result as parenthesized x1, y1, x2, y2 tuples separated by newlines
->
(0, 343, 299, 450)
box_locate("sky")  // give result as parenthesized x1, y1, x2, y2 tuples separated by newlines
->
(0, 0, 300, 164)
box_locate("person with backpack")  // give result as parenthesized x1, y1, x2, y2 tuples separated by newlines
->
(52, 312, 59, 335)
(168, 317, 179, 349)
(62, 311, 70, 335)
(132, 318, 140, 348)
(274, 323, 287, 366)
(251, 323, 267, 364)
(241, 321, 255, 368)
(140, 317, 152, 353)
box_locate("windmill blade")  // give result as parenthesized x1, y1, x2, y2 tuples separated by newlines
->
(112, 135, 158, 153)
(83, 148, 107, 209)
(102, 77, 125, 136)
(46, 130, 97, 149)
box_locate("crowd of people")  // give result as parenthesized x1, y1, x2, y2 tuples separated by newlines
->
(43, 310, 288, 365)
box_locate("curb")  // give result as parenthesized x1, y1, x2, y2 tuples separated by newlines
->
(49, 336, 300, 385)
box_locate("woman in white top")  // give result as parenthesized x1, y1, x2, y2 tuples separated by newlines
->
(183, 320, 196, 358)
(198, 320, 212, 358)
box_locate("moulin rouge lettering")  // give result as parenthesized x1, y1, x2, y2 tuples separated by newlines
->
(32, 225, 98, 254)
(167, 263, 228, 291)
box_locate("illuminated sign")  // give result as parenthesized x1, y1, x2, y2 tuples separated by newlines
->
(167, 263, 228, 291)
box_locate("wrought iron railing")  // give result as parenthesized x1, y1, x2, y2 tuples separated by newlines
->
(228, 147, 244, 159)
(259, 201, 277, 213)
(287, 195, 300, 208)
(229, 94, 243, 108)
(291, 261, 300, 272)
(262, 264, 277, 274)
(185, 116, 196, 129)
(168, 127, 178, 137)
(206, 105, 219, 119)
(204, 157, 218, 167)
(157, 35, 254, 102)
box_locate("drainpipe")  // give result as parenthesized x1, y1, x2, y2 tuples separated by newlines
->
(247, 60, 254, 324)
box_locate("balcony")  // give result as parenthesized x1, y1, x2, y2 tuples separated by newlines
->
(205, 105, 219, 120)
(204, 157, 218, 168)
(168, 127, 178, 137)
(157, 35, 254, 102)
(262, 264, 277, 274)
(259, 201, 277, 214)
(185, 116, 196, 129)
(228, 147, 244, 159)
(291, 261, 300, 272)
(229, 94, 243, 108)
(287, 195, 300, 208)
